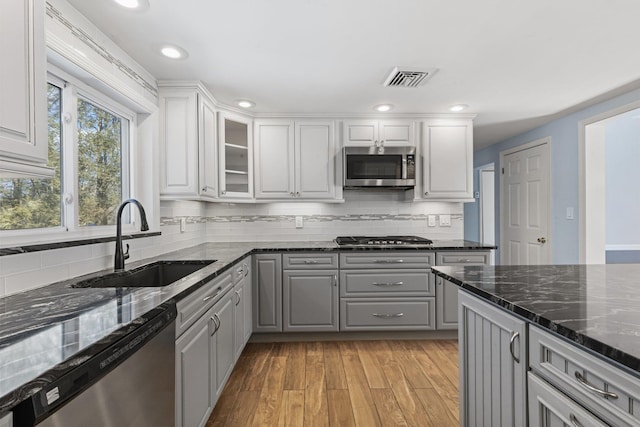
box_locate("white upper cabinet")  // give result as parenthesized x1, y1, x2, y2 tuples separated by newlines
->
(254, 120, 295, 198)
(159, 83, 218, 200)
(198, 97, 218, 199)
(419, 119, 473, 201)
(295, 121, 335, 199)
(343, 120, 415, 147)
(0, 0, 50, 177)
(219, 112, 253, 199)
(254, 119, 336, 200)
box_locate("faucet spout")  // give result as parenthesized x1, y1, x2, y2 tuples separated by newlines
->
(114, 198, 149, 271)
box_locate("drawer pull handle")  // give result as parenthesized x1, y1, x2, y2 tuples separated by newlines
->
(203, 295, 215, 302)
(569, 414, 583, 427)
(372, 282, 404, 287)
(509, 331, 520, 364)
(373, 313, 404, 318)
(574, 371, 619, 399)
(303, 260, 319, 264)
(373, 259, 404, 264)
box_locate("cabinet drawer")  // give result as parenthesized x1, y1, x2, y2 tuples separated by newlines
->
(340, 298, 435, 331)
(528, 372, 609, 427)
(340, 270, 433, 297)
(436, 251, 490, 265)
(176, 271, 233, 338)
(529, 325, 640, 426)
(283, 253, 338, 269)
(340, 252, 434, 269)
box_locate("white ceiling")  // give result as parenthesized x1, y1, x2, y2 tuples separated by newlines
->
(66, 0, 640, 149)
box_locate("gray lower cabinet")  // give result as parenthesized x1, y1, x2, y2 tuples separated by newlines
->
(435, 250, 490, 330)
(175, 304, 214, 427)
(212, 292, 235, 399)
(339, 252, 435, 331)
(458, 291, 527, 427)
(528, 373, 608, 427)
(233, 258, 252, 360)
(253, 254, 282, 332)
(283, 270, 338, 331)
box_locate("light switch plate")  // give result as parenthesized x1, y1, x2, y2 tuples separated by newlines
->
(566, 207, 574, 220)
(428, 215, 437, 227)
(295, 216, 303, 228)
(439, 214, 451, 226)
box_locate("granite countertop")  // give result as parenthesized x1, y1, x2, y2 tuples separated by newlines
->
(431, 264, 640, 376)
(0, 239, 493, 414)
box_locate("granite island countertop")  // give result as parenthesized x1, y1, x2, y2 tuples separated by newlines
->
(431, 264, 640, 376)
(0, 239, 494, 414)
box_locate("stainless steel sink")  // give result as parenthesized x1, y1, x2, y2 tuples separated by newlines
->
(71, 260, 216, 288)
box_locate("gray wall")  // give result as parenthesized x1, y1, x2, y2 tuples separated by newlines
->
(605, 110, 640, 248)
(465, 86, 640, 264)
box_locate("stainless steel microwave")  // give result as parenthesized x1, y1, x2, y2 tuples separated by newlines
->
(343, 146, 416, 189)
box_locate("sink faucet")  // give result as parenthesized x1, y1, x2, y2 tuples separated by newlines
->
(114, 198, 149, 271)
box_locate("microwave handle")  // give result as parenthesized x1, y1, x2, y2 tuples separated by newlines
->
(402, 156, 407, 179)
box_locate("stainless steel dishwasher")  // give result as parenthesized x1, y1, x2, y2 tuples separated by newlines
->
(14, 304, 176, 427)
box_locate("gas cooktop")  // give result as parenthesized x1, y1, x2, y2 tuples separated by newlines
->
(335, 236, 433, 246)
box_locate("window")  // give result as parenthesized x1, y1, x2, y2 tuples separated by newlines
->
(0, 73, 133, 233)
(0, 83, 63, 230)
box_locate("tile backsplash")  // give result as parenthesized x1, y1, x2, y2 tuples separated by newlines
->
(0, 194, 464, 297)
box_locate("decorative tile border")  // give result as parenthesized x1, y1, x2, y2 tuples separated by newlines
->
(159, 214, 463, 226)
(46, 3, 158, 98)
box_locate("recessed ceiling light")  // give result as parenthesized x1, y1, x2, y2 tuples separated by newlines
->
(113, 0, 149, 10)
(160, 45, 188, 59)
(374, 104, 393, 112)
(449, 104, 468, 112)
(236, 100, 255, 109)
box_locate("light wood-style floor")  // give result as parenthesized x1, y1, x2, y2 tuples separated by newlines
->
(205, 340, 459, 427)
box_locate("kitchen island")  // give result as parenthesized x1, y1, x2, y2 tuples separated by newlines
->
(0, 239, 493, 423)
(431, 264, 640, 426)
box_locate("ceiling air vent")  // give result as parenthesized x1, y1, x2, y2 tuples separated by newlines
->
(383, 67, 437, 88)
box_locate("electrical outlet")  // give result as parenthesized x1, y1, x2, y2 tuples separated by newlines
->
(295, 216, 303, 229)
(180, 218, 186, 233)
(439, 214, 451, 227)
(428, 215, 437, 227)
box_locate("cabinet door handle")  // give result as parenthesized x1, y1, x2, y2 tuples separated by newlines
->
(213, 314, 221, 332)
(295, 192, 300, 197)
(373, 313, 404, 318)
(574, 371, 618, 399)
(243, 263, 249, 276)
(373, 259, 404, 264)
(221, 190, 227, 195)
(333, 275, 337, 287)
(215, 286, 223, 295)
(201, 187, 207, 192)
(235, 290, 241, 306)
(210, 316, 219, 335)
(372, 282, 404, 287)
(509, 331, 520, 363)
(424, 192, 429, 196)
(569, 414, 583, 427)
(290, 192, 294, 197)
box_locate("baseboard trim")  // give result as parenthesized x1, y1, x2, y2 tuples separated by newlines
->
(248, 330, 458, 343)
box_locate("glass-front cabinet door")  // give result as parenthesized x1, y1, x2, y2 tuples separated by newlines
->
(218, 112, 253, 199)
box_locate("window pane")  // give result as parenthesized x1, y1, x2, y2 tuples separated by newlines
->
(0, 84, 63, 230)
(77, 99, 128, 226)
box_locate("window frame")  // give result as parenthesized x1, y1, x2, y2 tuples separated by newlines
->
(0, 66, 140, 243)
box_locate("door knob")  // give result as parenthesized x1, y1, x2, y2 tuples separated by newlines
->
(537, 237, 547, 244)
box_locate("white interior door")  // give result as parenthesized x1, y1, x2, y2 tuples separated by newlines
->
(501, 139, 551, 265)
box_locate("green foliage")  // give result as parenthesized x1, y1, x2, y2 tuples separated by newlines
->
(77, 99, 122, 226)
